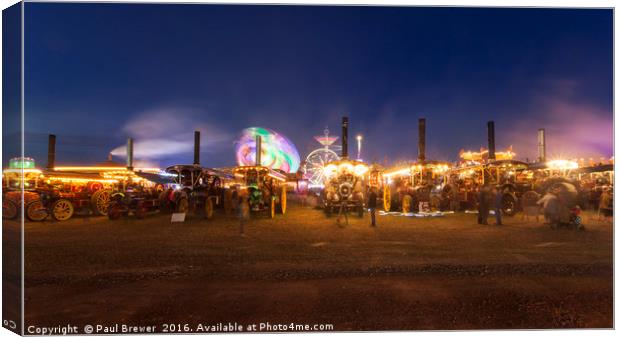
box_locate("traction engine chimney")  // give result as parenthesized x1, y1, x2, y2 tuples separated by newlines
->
(341, 117, 349, 159)
(47, 134, 56, 170)
(487, 121, 496, 161)
(418, 118, 426, 163)
(126, 137, 134, 171)
(255, 135, 262, 166)
(194, 130, 200, 166)
(537, 128, 546, 163)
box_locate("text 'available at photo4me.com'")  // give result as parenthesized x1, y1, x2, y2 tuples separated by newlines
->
(26, 322, 335, 334)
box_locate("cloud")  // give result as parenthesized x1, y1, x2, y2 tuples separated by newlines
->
(110, 107, 234, 162)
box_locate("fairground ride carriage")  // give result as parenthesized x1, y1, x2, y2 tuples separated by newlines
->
(321, 117, 369, 217)
(164, 131, 235, 219)
(382, 118, 452, 213)
(232, 134, 288, 218)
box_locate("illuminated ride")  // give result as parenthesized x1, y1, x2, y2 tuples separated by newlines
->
(162, 131, 234, 219)
(235, 127, 300, 173)
(232, 134, 287, 218)
(321, 117, 369, 217)
(302, 127, 340, 188)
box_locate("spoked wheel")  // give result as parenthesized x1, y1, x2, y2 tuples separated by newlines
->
(279, 186, 287, 215)
(177, 197, 189, 213)
(26, 200, 48, 221)
(3, 199, 18, 220)
(270, 198, 276, 219)
(52, 199, 74, 221)
(91, 189, 111, 216)
(204, 197, 214, 219)
(402, 195, 413, 213)
(502, 193, 517, 216)
(383, 186, 391, 211)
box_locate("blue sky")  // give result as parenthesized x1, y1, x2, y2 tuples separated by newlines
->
(15, 4, 613, 169)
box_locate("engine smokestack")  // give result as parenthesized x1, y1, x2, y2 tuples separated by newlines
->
(255, 135, 262, 166)
(193, 130, 200, 165)
(418, 118, 426, 163)
(126, 137, 134, 171)
(341, 117, 349, 158)
(487, 121, 496, 161)
(537, 128, 546, 163)
(47, 134, 56, 170)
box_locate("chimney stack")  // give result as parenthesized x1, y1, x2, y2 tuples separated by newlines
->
(487, 121, 496, 161)
(126, 137, 134, 171)
(255, 135, 262, 166)
(47, 134, 56, 170)
(341, 117, 349, 158)
(418, 118, 426, 163)
(193, 130, 200, 165)
(537, 128, 546, 163)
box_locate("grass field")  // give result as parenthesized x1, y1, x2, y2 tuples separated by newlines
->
(16, 204, 613, 331)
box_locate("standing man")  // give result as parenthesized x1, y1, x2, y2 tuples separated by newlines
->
(494, 186, 503, 226)
(477, 184, 489, 225)
(367, 187, 378, 227)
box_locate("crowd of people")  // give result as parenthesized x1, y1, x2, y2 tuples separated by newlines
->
(476, 183, 613, 228)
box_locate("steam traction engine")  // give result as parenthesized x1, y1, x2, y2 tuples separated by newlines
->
(382, 118, 452, 213)
(322, 117, 369, 217)
(163, 131, 233, 219)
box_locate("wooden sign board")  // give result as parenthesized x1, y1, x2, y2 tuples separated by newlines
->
(171, 213, 186, 223)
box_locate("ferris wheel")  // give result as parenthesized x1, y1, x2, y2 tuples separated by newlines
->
(302, 127, 340, 187)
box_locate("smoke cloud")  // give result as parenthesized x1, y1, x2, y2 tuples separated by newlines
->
(110, 108, 234, 164)
(504, 96, 613, 161)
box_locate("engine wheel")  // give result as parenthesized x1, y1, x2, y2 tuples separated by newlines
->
(430, 195, 442, 211)
(52, 199, 74, 221)
(177, 197, 189, 213)
(402, 195, 413, 213)
(26, 200, 48, 221)
(3, 199, 18, 220)
(383, 186, 391, 211)
(90, 189, 111, 216)
(502, 193, 517, 216)
(205, 197, 214, 219)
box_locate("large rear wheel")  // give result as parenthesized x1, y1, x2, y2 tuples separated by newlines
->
(52, 199, 74, 221)
(402, 195, 413, 213)
(383, 186, 391, 211)
(177, 197, 189, 213)
(3, 199, 18, 220)
(26, 200, 48, 221)
(90, 189, 111, 216)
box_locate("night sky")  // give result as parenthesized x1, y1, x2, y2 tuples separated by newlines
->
(15, 4, 613, 170)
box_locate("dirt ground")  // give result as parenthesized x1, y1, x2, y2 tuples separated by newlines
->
(16, 204, 613, 331)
